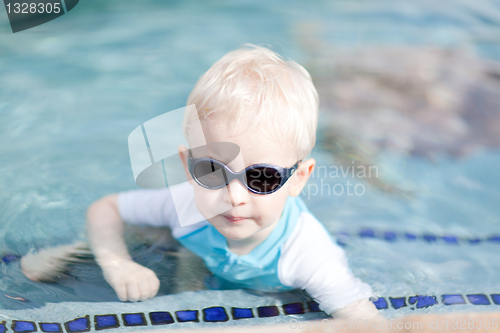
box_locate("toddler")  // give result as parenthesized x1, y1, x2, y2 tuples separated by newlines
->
(23, 45, 380, 320)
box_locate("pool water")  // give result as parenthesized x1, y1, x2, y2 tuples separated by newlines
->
(1, 0, 500, 326)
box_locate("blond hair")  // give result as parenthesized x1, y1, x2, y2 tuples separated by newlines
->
(184, 44, 319, 159)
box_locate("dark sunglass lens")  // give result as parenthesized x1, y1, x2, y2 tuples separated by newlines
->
(194, 161, 226, 187)
(246, 167, 282, 193)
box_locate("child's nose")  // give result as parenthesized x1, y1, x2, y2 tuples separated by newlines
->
(224, 179, 250, 206)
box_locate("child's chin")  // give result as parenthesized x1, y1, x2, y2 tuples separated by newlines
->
(227, 234, 250, 241)
(220, 229, 252, 241)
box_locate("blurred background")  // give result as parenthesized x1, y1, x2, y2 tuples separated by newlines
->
(0, 0, 499, 315)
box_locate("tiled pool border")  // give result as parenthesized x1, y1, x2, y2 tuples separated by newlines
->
(0, 293, 499, 332)
(333, 228, 500, 247)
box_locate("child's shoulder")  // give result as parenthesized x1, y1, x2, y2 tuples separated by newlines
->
(278, 202, 350, 292)
(283, 202, 337, 252)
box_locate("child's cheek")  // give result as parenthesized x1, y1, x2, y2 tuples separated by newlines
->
(260, 191, 289, 220)
(192, 186, 232, 219)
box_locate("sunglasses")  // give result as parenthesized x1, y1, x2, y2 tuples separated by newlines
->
(187, 155, 301, 195)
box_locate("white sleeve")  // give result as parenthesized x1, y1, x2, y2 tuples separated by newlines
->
(278, 212, 374, 315)
(117, 182, 208, 238)
(117, 187, 179, 228)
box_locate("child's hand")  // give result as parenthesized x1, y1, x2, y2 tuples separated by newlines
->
(100, 259, 160, 302)
(332, 298, 384, 321)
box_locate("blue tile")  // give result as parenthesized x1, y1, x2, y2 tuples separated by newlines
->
(149, 312, 174, 325)
(12, 321, 36, 333)
(467, 294, 491, 305)
(389, 297, 406, 309)
(231, 307, 254, 319)
(491, 294, 500, 305)
(384, 231, 397, 242)
(442, 294, 466, 305)
(442, 235, 459, 244)
(359, 229, 376, 238)
(175, 310, 199, 322)
(372, 297, 388, 309)
(0, 321, 6, 333)
(64, 316, 90, 332)
(282, 303, 305, 315)
(468, 238, 481, 244)
(257, 306, 279, 317)
(335, 233, 349, 247)
(40, 323, 63, 332)
(2, 254, 19, 264)
(203, 307, 228, 322)
(95, 314, 119, 330)
(408, 295, 437, 308)
(422, 234, 437, 242)
(307, 301, 321, 312)
(487, 235, 500, 243)
(405, 233, 417, 240)
(336, 240, 347, 247)
(122, 313, 146, 326)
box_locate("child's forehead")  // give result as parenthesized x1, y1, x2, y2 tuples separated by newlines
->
(188, 137, 297, 167)
(186, 117, 299, 163)
(189, 142, 240, 161)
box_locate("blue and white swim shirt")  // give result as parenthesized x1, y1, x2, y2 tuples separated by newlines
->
(118, 183, 373, 314)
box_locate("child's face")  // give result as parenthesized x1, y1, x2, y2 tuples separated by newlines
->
(179, 119, 315, 243)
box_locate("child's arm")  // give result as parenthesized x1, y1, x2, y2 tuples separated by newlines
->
(279, 214, 383, 321)
(86, 194, 160, 302)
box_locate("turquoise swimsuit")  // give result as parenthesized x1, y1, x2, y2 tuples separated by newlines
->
(176, 196, 307, 291)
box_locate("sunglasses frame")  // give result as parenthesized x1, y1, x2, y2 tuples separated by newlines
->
(187, 155, 301, 195)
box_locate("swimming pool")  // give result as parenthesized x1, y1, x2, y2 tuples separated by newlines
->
(1, 0, 500, 329)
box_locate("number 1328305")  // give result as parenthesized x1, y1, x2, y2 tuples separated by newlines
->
(6, 2, 62, 14)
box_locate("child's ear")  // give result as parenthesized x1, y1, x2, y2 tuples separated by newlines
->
(178, 145, 193, 184)
(288, 158, 315, 197)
